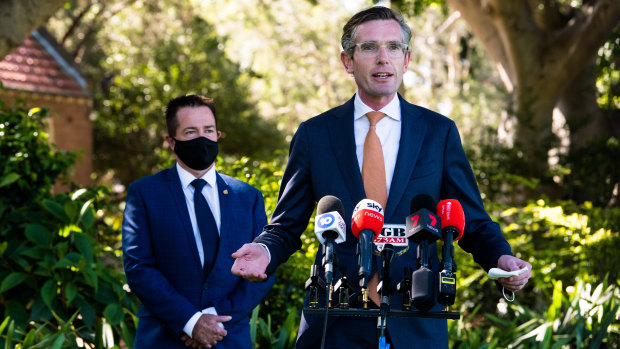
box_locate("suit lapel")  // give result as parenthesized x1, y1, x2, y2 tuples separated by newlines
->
(215, 173, 232, 244)
(327, 97, 366, 204)
(385, 96, 425, 221)
(167, 166, 203, 271)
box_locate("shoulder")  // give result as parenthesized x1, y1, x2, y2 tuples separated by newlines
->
(217, 173, 261, 197)
(300, 96, 354, 129)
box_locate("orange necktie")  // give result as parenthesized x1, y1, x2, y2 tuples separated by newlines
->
(362, 111, 387, 209)
(362, 111, 387, 306)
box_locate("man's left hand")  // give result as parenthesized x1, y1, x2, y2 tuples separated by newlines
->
(496, 255, 532, 292)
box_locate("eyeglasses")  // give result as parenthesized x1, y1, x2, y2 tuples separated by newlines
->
(353, 41, 409, 58)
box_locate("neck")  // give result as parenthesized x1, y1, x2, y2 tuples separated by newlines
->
(358, 92, 397, 111)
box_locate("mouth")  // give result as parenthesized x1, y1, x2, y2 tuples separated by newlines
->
(373, 73, 393, 79)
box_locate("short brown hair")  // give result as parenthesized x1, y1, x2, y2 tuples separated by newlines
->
(341, 6, 411, 58)
(165, 94, 217, 137)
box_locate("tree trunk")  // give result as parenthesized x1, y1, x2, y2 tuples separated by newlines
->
(444, 0, 620, 191)
(0, 0, 67, 60)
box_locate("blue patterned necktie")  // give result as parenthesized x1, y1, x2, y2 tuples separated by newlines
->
(191, 178, 219, 276)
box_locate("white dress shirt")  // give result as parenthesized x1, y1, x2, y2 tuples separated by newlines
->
(353, 92, 402, 198)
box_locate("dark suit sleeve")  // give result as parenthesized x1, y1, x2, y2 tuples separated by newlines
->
(440, 121, 512, 271)
(254, 122, 316, 275)
(122, 182, 198, 335)
(211, 189, 275, 324)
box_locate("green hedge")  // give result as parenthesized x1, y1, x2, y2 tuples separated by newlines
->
(0, 102, 138, 348)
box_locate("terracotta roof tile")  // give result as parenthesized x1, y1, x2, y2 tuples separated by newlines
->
(0, 30, 89, 97)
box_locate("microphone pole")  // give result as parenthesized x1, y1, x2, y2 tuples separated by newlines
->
(377, 243, 394, 346)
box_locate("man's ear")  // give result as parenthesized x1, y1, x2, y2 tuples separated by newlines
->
(165, 135, 175, 150)
(341, 51, 354, 74)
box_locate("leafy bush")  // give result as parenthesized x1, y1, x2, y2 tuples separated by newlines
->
(562, 136, 620, 206)
(249, 305, 298, 349)
(450, 279, 619, 348)
(449, 198, 620, 347)
(0, 102, 139, 348)
(0, 101, 75, 211)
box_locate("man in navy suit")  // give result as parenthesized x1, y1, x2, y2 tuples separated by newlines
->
(232, 6, 532, 348)
(123, 95, 274, 348)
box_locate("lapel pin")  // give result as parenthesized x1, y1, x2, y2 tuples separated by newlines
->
(223, 189, 229, 195)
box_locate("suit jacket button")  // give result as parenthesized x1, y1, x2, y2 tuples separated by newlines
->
(204, 282, 209, 289)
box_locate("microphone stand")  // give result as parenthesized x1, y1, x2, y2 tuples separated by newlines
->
(377, 244, 394, 349)
(321, 237, 336, 349)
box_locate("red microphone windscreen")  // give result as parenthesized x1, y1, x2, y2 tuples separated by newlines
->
(437, 199, 465, 240)
(351, 199, 384, 238)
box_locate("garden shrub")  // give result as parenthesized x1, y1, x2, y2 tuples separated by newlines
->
(0, 102, 139, 348)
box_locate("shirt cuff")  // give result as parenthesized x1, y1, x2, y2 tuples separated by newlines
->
(183, 312, 203, 337)
(257, 243, 272, 263)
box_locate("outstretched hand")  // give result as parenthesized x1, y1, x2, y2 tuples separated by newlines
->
(231, 243, 269, 282)
(496, 255, 532, 292)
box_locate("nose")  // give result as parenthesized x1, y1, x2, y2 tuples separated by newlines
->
(376, 47, 390, 62)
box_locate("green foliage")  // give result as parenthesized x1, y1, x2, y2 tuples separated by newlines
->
(466, 131, 619, 206)
(451, 279, 620, 348)
(0, 185, 139, 348)
(391, 0, 449, 16)
(562, 136, 620, 206)
(465, 130, 538, 203)
(0, 102, 139, 348)
(596, 26, 620, 111)
(249, 305, 298, 349)
(449, 198, 620, 347)
(0, 101, 75, 211)
(499, 199, 619, 295)
(56, 1, 286, 186)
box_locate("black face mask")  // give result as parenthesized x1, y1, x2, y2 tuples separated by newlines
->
(172, 137, 218, 171)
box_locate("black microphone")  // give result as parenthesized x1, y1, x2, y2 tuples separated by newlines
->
(405, 194, 441, 312)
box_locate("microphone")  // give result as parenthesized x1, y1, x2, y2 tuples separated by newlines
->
(351, 199, 384, 308)
(405, 194, 441, 312)
(314, 195, 346, 288)
(436, 199, 465, 307)
(351, 199, 384, 287)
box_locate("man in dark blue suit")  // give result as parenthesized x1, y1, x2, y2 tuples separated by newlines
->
(232, 6, 532, 348)
(123, 95, 274, 348)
